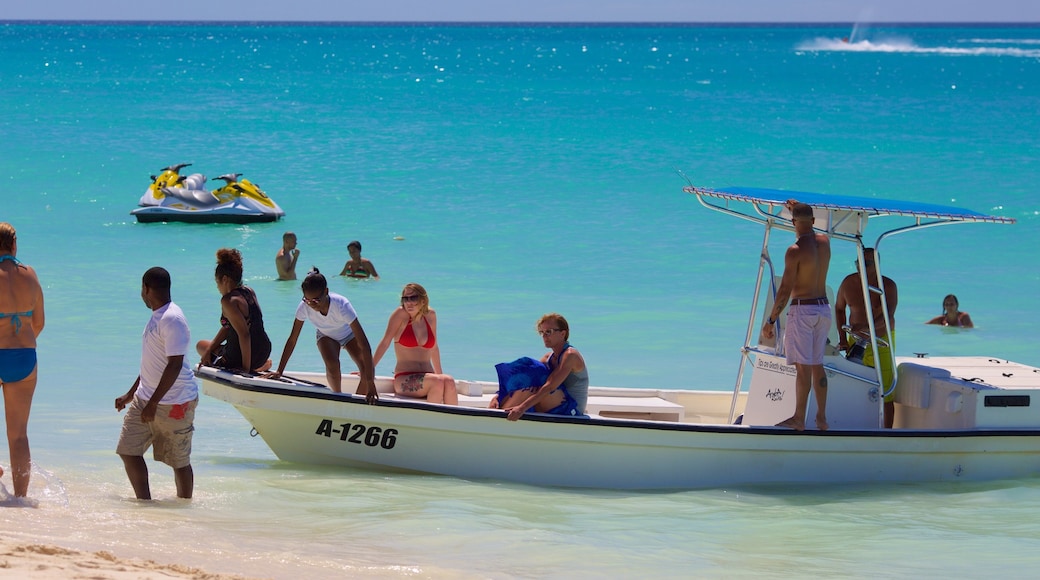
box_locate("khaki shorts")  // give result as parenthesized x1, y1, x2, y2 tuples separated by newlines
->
(116, 397, 197, 469)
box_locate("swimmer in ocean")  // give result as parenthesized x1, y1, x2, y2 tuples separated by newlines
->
(339, 240, 379, 279)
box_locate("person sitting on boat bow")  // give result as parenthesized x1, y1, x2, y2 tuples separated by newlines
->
(492, 313, 589, 420)
(196, 248, 273, 374)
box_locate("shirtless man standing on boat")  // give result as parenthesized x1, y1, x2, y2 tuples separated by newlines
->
(761, 200, 832, 431)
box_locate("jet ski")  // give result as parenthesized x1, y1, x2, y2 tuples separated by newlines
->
(132, 163, 285, 224)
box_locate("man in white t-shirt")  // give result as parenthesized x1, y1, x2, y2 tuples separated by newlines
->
(115, 267, 199, 500)
(267, 268, 377, 401)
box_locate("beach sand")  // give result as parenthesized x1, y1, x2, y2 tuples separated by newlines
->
(0, 539, 259, 579)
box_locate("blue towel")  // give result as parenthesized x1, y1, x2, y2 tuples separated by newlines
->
(494, 357, 549, 403)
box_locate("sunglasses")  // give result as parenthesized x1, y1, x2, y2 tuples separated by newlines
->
(302, 294, 324, 305)
(537, 328, 563, 337)
(401, 294, 422, 303)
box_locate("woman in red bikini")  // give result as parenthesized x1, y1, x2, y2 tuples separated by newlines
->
(372, 283, 458, 405)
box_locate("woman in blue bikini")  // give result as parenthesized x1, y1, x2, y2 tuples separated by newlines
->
(0, 222, 45, 498)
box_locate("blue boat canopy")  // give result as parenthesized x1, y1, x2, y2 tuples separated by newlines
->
(686, 185, 1015, 225)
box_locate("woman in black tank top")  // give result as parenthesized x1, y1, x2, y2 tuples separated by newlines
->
(196, 248, 272, 373)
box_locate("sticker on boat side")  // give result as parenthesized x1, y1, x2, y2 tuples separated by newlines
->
(315, 419, 398, 449)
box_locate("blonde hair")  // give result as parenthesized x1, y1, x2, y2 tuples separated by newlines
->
(536, 313, 570, 341)
(0, 222, 15, 253)
(401, 283, 430, 317)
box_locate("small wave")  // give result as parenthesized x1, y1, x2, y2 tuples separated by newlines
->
(798, 37, 1040, 58)
(0, 462, 69, 508)
(963, 38, 1040, 45)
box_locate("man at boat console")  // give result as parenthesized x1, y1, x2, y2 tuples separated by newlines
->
(761, 200, 832, 431)
(835, 248, 898, 428)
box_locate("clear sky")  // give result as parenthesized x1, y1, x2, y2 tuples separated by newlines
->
(2, 1, 1038, 23)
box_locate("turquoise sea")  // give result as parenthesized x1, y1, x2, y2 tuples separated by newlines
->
(2, 21, 1040, 578)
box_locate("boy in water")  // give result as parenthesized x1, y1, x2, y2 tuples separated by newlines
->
(276, 232, 300, 280)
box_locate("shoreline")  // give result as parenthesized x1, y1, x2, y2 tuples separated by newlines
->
(0, 539, 260, 580)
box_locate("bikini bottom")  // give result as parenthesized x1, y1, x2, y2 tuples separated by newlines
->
(0, 348, 37, 383)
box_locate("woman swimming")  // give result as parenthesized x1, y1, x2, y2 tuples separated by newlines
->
(926, 294, 974, 328)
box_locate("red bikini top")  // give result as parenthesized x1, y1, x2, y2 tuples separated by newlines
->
(398, 317, 435, 349)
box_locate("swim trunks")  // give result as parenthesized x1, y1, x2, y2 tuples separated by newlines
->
(858, 331, 897, 402)
(0, 348, 37, 383)
(543, 389, 581, 416)
(784, 303, 832, 365)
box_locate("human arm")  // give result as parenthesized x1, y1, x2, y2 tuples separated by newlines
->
(29, 266, 45, 338)
(199, 326, 230, 366)
(834, 279, 850, 350)
(429, 312, 443, 374)
(884, 278, 898, 330)
(139, 355, 185, 423)
(221, 293, 253, 372)
(265, 318, 305, 379)
(115, 376, 141, 411)
(960, 312, 974, 328)
(338, 261, 351, 277)
(761, 246, 797, 340)
(363, 259, 379, 279)
(371, 309, 405, 369)
(347, 318, 379, 404)
(925, 315, 943, 325)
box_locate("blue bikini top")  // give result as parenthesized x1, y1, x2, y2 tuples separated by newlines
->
(0, 254, 33, 333)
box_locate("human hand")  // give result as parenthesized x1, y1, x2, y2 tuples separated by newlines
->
(361, 380, 379, 405)
(291, 249, 300, 258)
(761, 322, 776, 340)
(140, 404, 157, 424)
(505, 405, 526, 421)
(262, 370, 283, 380)
(115, 394, 131, 412)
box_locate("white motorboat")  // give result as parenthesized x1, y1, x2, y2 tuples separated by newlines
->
(199, 186, 1040, 490)
(131, 163, 285, 224)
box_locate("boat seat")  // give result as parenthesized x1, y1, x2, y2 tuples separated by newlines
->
(403, 391, 685, 422)
(586, 396, 685, 422)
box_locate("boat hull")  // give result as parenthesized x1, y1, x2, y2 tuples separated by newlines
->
(200, 368, 1040, 490)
